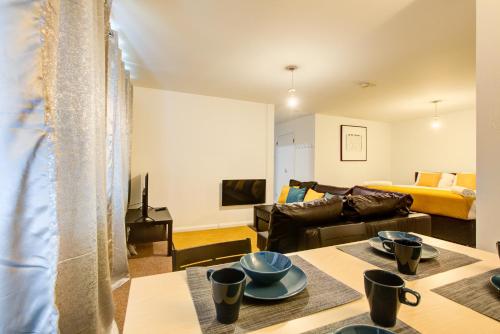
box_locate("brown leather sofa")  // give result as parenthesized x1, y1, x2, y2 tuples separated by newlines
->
(254, 182, 432, 253)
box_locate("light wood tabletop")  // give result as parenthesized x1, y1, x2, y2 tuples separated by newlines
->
(123, 235, 500, 333)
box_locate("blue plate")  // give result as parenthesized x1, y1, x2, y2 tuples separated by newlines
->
(378, 231, 423, 243)
(334, 324, 396, 334)
(368, 237, 439, 260)
(232, 263, 307, 300)
(490, 274, 500, 292)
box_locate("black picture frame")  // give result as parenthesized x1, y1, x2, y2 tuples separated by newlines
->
(340, 125, 367, 161)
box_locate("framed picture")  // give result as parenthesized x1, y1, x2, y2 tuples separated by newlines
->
(340, 125, 367, 161)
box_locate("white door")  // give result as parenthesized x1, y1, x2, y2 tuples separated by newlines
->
(294, 144, 314, 182)
(275, 133, 295, 201)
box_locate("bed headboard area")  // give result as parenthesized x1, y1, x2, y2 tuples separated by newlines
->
(414, 172, 457, 182)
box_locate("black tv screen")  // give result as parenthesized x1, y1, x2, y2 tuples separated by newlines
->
(222, 179, 266, 206)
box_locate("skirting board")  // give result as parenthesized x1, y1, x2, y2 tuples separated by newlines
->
(173, 220, 252, 233)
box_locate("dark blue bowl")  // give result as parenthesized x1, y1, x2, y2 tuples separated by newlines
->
(334, 324, 396, 334)
(490, 274, 500, 293)
(240, 251, 292, 285)
(378, 231, 422, 243)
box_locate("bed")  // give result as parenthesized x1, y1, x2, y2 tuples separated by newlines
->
(366, 173, 476, 247)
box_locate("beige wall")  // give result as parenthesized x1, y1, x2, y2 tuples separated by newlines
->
(131, 87, 274, 231)
(391, 110, 476, 184)
(314, 114, 392, 187)
(476, 0, 500, 252)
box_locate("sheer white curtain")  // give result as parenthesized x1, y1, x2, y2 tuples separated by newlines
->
(107, 30, 132, 288)
(0, 1, 131, 332)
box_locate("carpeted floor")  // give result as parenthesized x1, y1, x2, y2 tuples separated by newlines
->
(112, 226, 258, 333)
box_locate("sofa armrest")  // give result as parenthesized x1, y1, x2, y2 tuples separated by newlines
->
(253, 204, 273, 231)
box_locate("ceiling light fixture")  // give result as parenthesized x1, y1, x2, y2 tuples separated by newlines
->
(285, 65, 299, 109)
(431, 100, 442, 129)
(358, 81, 376, 88)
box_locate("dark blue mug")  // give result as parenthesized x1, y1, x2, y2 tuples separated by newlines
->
(206, 268, 246, 324)
(383, 239, 422, 275)
(364, 269, 421, 327)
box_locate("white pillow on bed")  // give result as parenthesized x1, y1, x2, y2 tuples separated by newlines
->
(438, 173, 455, 188)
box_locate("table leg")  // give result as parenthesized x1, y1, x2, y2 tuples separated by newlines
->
(167, 222, 173, 256)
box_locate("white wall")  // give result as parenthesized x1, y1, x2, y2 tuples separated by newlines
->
(314, 114, 392, 187)
(391, 110, 476, 184)
(476, 0, 500, 252)
(131, 87, 274, 231)
(275, 115, 315, 145)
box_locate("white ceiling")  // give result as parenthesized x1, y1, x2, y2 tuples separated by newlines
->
(112, 0, 475, 123)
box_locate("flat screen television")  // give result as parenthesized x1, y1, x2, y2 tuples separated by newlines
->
(221, 179, 266, 206)
(141, 173, 149, 218)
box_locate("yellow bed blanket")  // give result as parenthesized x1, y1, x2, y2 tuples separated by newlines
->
(366, 185, 475, 220)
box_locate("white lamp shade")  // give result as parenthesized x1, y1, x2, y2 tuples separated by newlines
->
(287, 94, 299, 108)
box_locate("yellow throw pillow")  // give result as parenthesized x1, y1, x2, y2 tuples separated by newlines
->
(416, 172, 441, 187)
(455, 173, 476, 190)
(304, 189, 324, 202)
(277, 186, 296, 203)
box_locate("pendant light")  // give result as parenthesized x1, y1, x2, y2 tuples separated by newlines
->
(431, 100, 442, 129)
(286, 65, 299, 109)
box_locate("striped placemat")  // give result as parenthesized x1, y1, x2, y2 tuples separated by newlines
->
(186, 255, 362, 334)
(302, 312, 420, 334)
(337, 242, 480, 281)
(432, 268, 500, 322)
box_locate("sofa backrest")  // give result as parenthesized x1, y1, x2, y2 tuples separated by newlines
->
(289, 179, 317, 189)
(313, 184, 351, 196)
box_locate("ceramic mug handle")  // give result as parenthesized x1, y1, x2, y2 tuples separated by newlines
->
(400, 287, 421, 307)
(382, 240, 394, 253)
(206, 269, 215, 281)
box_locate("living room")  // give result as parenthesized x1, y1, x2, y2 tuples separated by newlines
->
(2, 1, 500, 333)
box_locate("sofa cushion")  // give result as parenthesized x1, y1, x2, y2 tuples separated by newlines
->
(277, 186, 297, 203)
(304, 188, 324, 202)
(344, 186, 413, 218)
(286, 187, 307, 203)
(266, 197, 343, 253)
(278, 197, 343, 225)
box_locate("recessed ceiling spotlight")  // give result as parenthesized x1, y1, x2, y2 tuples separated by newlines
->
(358, 81, 376, 88)
(285, 65, 299, 109)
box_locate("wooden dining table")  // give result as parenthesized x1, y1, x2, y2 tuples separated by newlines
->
(123, 235, 500, 333)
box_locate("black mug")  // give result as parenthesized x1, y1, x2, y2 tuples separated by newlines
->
(206, 268, 246, 324)
(383, 239, 422, 275)
(364, 269, 421, 327)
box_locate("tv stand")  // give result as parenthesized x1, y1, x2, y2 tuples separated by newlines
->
(134, 215, 156, 223)
(126, 206, 173, 256)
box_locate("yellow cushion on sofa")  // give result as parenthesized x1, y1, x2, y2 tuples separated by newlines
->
(304, 189, 324, 202)
(416, 172, 441, 187)
(455, 173, 476, 190)
(277, 186, 294, 203)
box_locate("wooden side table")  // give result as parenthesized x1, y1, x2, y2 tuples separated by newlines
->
(125, 207, 174, 256)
